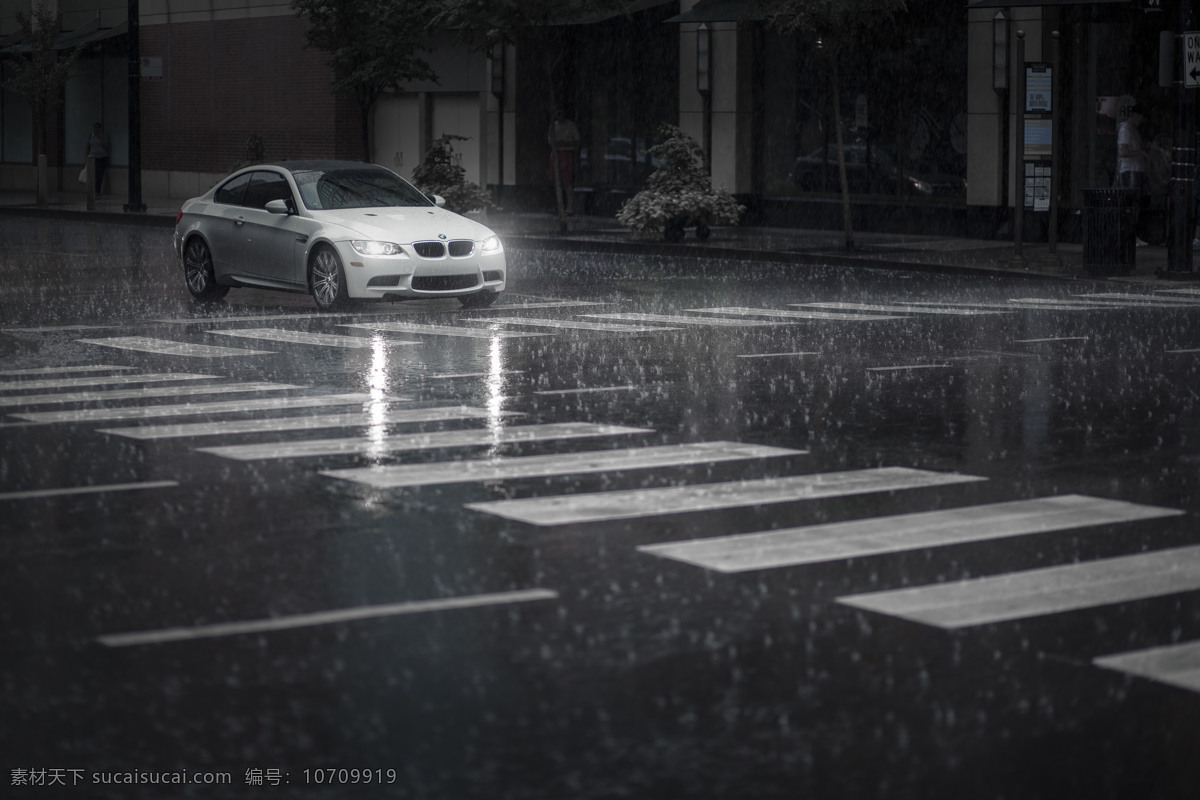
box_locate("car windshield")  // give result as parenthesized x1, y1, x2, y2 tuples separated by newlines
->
(291, 167, 433, 211)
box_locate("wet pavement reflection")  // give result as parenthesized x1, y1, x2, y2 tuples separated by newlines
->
(2, 218, 1199, 798)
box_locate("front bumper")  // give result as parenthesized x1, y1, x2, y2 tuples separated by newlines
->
(334, 240, 506, 300)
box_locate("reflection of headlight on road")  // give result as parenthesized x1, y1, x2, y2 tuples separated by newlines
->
(351, 241, 405, 256)
(481, 235, 502, 253)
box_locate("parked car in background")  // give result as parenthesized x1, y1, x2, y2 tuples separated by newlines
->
(791, 144, 965, 199)
(174, 161, 506, 310)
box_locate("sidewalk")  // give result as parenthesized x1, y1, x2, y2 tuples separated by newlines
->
(2, 188, 1195, 284)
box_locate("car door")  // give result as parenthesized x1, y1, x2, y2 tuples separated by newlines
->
(207, 172, 255, 277)
(242, 171, 313, 286)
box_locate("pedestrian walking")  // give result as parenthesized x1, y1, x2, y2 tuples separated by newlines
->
(85, 122, 111, 195)
(547, 108, 580, 216)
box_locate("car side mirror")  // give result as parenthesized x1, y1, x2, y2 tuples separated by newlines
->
(428, 194, 446, 208)
(265, 199, 292, 215)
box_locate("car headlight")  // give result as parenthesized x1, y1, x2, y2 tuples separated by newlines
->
(907, 177, 933, 195)
(350, 241, 405, 256)
(480, 235, 502, 253)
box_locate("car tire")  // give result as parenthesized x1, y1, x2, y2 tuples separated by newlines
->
(460, 291, 498, 309)
(309, 245, 349, 311)
(182, 237, 229, 301)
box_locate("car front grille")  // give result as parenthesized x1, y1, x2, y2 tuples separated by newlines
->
(412, 274, 480, 291)
(448, 241, 474, 257)
(412, 241, 445, 258)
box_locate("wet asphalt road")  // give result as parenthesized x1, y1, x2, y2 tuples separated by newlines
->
(2, 216, 1200, 799)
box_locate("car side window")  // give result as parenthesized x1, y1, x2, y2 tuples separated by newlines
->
(244, 172, 293, 210)
(214, 172, 253, 205)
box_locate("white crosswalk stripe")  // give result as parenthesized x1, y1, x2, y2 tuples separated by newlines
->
(0, 372, 217, 393)
(13, 393, 374, 423)
(0, 382, 300, 410)
(466, 467, 985, 526)
(466, 316, 680, 333)
(323, 441, 804, 489)
(341, 321, 548, 339)
(837, 545, 1200, 630)
(208, 328, 417, 348)
(1094, 640, 1200, 694)
(638, 495, 1183, 573)
(79, 336, 274, 357)
(687, 306, 905, 321)
(198, 422, 653, 461)
(0, 365, 135, 377)
(97, 405, 496, 440)
(582, 312, 792, 327)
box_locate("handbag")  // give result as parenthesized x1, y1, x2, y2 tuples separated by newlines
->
(78, 167, 87, 185)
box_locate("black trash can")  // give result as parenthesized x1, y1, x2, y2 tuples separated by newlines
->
(1082, 188, 1137, 275)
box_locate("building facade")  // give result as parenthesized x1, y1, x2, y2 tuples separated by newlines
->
(0, 0, 1186, 242)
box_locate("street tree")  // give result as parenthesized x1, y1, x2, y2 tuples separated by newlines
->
(1, 3, 85, 166)
(432, 0, 626, 223)
(759, 0, 907, 251)
(292, 0, 439, 162)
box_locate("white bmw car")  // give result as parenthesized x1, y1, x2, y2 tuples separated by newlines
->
(174, 160, 505, 310)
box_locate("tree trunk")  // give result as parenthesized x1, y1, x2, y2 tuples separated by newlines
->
(830, 58, 855, 251)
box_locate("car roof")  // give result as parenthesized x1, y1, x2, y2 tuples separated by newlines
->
(257, 160, 390, 173)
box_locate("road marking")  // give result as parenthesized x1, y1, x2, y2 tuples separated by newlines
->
(198, 422, 652, 461)
(208, 328, 417, 348)
(96, 588, 559, 647)
(1009, 297, 1136, 309)
(13, 393, 373, 423)
(0, 372, 217, 393)
(638, 495, 1184, 573)
(2, 325, 117, 333)
(903, 299, 1109, 312)
(153, 312, 391, 325)
(837, 544, 1200, 630)
(80, 336, 273, 357)
(0, 365, 135, 377)
(466, 467, 985, 527)
(688, 306, 906, 322)
(1077, 292, 1200, 306)
(866, 364, 952, 373)
(794, 302, 1009, 316)
(323, 441, 805, 489)
(1014, 337, 1088, 344)
(467, 316, 680, 333)
(475, 300, 609, 310)
(341, 322, 548, 339)
(427, 370, 524, 379)
(0, 480, 179, 501)
(737, 351, 820, 359)
(98, 405, 497, 440)
(535, 385, 640, 395)
(582, 312, 792, 327)
(0, 382, 301, 410)
(1094, 640, 1200, 694)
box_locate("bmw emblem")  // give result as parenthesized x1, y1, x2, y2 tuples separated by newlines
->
(438, 233, 447, 240)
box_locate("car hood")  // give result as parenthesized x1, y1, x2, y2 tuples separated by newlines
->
(313, 207, 494, 243)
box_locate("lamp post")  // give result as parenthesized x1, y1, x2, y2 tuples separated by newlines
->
(490, 40, 505, 194)
(1009, 29, 1027, 270)
(124, 0, 145, 213)
(697, 23, 712, 173)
